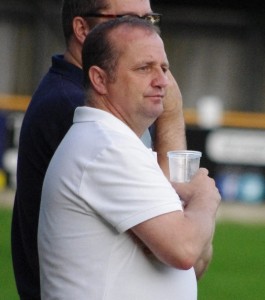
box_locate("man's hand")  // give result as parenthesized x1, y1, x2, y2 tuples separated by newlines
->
(172, 168, 221, 278)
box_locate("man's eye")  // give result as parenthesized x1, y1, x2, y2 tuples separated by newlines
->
(162, 66, 169, 73)
(138, 66, 150, 72)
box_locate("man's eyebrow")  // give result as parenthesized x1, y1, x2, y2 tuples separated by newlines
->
(138, 60, 169, 68)
(133, 57, 169, 66)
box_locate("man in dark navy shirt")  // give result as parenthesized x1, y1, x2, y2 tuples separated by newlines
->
(11, 1, 187, 299)
(12, 55, 84, 299)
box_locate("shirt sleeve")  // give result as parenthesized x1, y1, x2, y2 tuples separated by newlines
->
(79, 137, 183, 233)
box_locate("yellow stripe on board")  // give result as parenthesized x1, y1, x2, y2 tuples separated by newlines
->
(185, 109, 265, 129)
(1, 95, 265, 129)
(0, 94, 30, 111)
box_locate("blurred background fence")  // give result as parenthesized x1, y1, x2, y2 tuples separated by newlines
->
(1, 0, 265, 203)
(1, 1, 265, 299)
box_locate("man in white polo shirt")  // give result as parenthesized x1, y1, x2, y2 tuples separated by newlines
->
(38, 17, 221, 299)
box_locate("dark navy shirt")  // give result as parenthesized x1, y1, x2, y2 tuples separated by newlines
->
(11, 55, 85, 300)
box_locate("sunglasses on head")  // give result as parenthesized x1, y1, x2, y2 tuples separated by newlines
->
(81, 12, 162, 26)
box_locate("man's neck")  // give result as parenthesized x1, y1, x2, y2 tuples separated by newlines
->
(91, 96, 152, 138)
(64, 48, 82, 69)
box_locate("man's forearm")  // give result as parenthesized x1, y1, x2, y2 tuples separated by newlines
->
(154, 111, 186, 177)
(154, 71, 187, 177)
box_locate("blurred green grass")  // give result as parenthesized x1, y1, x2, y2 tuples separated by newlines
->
(1, 206, 265, 299)
(1, 207, 19, 300)
(199, 222, 265, 299)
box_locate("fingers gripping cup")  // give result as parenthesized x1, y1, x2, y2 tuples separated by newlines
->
(167, 150, 202, 182)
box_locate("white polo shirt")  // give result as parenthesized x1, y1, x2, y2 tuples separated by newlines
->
(38, 107, 197, 300)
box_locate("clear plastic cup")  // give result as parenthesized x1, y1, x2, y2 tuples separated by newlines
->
(167, 150, 202, 182)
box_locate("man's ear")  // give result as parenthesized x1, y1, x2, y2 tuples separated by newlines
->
(88, 66, 108, 95)
(72, 16, 90, 43)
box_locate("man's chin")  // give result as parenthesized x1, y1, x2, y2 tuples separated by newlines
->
(150, 105, 164, 119)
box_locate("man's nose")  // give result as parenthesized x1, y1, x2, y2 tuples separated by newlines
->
(152, 69, 169, 88)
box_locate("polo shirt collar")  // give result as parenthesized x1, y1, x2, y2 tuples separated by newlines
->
(73, 107, 140, 140)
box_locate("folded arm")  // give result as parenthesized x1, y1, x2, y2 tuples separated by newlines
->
(131, 169, 221, 271)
